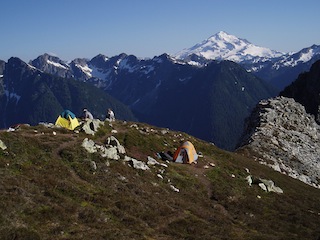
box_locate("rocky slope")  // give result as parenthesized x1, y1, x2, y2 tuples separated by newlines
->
(237, 96, 320, 188)
(173, 31, 320, 91)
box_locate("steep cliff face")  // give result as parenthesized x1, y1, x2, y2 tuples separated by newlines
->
(237, 96, 320, 188)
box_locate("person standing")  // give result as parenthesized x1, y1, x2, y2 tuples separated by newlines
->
(107, 108, 115, 121)
(83, 108, 93, 120)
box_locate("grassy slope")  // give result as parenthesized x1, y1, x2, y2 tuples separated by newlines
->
(0, 121, 319, 240)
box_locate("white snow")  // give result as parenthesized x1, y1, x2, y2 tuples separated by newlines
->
(89, 65, 110, 80)
(47, 59, 68, 69)
(174, 31, 283, 63)
(272, 48, 315, 69)
(76, 64, 92, 77)
(179, 77, 191, 82)
(187, 61, 202, 66)
(27, 64, 37, 70)
(140, 65, 155, 74)
(116, 59, 122, 66)
(297, 49, 314, 63)
(119, 58, 137, 73)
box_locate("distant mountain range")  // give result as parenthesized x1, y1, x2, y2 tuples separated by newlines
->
(27, 32, 320, 93)
(174, 31, 320, 91)
(0, 57, 136, 128)
(1, 31, 319, 150)
(22, 53, 276, 150)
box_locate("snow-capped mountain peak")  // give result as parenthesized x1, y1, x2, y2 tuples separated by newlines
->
(174, 31, 284, 63)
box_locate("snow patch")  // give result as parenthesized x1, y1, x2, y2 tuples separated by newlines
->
(187, 61, 201, 66)
(140, 65, 155, 74)
(47, 59, 68, 69)
(179, 77, 191, 82)
(76, 64, 92, 77)
(89, 65, 110, 80)
(119, 59, 137, 73)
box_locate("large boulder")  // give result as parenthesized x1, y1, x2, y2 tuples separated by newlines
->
(237, 96, 320, 188)
(81, 119, 104, 135)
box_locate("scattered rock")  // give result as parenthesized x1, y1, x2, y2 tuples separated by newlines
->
(147, 156, 160, 166)
(170, 185, 180, 192)
(82, 136, 125, 161)
(246, 175, 253, 186)
(100, 146, 120, 160)
(0, 139, 7, 150)
(157, 174, 163, 179)
(90, 161, 97, 171)
(245, 175, 283, 194)
(81, 138, 96, 153)
(149, 155, 168, 167)
(106, 136, 125, 154)
(124, 156, 150, 171)
(259, 179, 283, 193)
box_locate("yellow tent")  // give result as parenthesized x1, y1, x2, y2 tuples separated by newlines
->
(173, 141, 198, 164)
(55, 110, 80, 130)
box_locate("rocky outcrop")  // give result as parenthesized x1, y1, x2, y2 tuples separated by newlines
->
(0, 139, 7, 150)
(237, 96, 320, 188)
(81, 119, 104, 135)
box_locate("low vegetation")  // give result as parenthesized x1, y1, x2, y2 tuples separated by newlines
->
(0, 121, 319, 240)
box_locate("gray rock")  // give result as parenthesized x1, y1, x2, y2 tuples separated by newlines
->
(0, 139, 7, 150)
(81, 138, 96, 153)
(124, 156, 150, 170)
(106, 136, 125, 154)
(100, 146, 120, 160)
(147, 156, 160, 166)
(81, 119, 104, 135)
(81, 138, 119, 160)
(238, 97, 320, 188)
(259, 179, 283, 193)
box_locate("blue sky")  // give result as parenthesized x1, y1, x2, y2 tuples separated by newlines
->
(2, 0, 320, 62)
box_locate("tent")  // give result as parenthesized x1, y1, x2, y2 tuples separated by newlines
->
(55, 110, 80, 130)
(173, 141, 198, 164)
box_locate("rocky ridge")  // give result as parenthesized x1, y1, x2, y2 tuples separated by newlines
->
(237, 96, 320, 188)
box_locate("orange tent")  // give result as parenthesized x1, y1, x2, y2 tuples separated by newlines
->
(173, 141, 198, 164)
